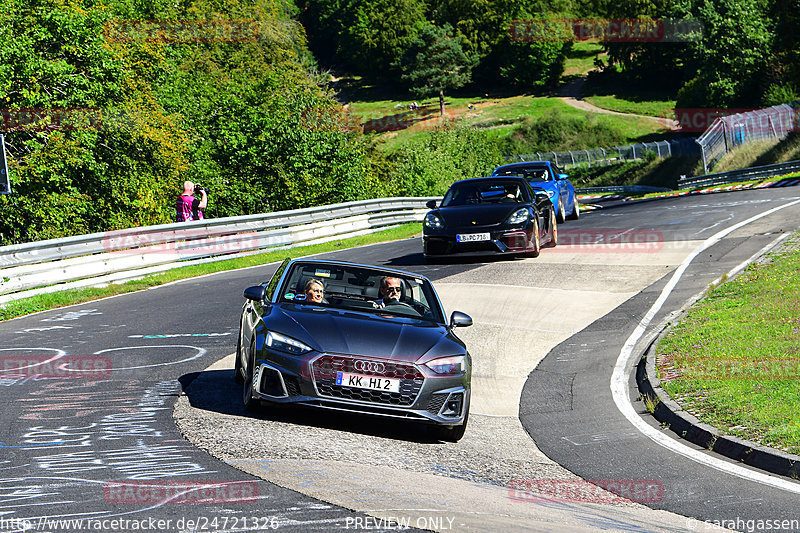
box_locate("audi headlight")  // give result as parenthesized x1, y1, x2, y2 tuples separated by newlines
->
(425, 355, 466, 375)
(506, 208, 529, 225)
(424, 213, 444, 229)
(265, 331, 312, 355)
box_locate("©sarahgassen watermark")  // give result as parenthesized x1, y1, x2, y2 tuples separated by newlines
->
(685, 516, 800, 532)
(104, 480, 259, 504)
(509, 18, 703, 43)
(1, 354, 111, 379)
(509, 478, 664, 504)
(104, 19, 261, 43)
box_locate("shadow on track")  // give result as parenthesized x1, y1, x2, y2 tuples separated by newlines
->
(179, 368, 448, 444)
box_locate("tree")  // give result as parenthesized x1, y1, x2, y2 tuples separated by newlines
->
(398, 23, 474, 116)
(676, 0, 773, 108)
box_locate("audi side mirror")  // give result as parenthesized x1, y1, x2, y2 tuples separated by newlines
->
(450, 310, 473, 328)
(243, 285, 266, 302)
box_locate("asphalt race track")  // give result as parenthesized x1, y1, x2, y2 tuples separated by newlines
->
(2, 188, 800, 532)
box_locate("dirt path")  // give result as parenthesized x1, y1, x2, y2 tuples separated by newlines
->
(559, 76, 677, 129)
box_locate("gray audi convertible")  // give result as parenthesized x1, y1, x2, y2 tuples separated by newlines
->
(235, 258, 473, 441)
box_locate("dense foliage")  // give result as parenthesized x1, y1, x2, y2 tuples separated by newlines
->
(0, 0, 376, 245)
(3, 0, 797, 246)
(300, 0, 799, 108)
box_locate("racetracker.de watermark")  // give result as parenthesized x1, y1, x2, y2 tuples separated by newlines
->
(104, 19, 260, 43)
(509, 478, 664, 504)
(554, 228, 664, 252)
(659, 356, 800, 381)
(101, 228, 267, 256)
(509, 18, 703, 43)
(0, 108, 104, 132)
(667, 108, 800, 132)
(104, 480, 258, 504)
(1, 354, 111, 379)
(300, 106, 457, 134)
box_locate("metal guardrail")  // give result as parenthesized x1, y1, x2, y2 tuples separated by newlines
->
(0, 197, 435, 304)
(678, 160, 800, 189)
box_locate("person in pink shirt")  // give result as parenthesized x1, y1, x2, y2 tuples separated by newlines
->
(175, 181, 208, 222)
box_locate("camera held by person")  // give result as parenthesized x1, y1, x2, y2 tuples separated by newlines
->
(175, 180, 208, 222)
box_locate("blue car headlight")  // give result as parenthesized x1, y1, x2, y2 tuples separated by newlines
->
(265, 331, 312, 355)
(424, 213, 444, 229)
(506, 208, 529, 225)
(425, 355, 466, 375)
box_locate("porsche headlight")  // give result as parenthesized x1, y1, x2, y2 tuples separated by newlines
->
(425, 355, 466, 375)
(424, 213, 444, 229)
(506, 208, 529, 225)
(265, 331, 312, 355)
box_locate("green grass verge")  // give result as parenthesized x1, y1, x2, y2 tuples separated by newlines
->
(656, 235, 800, 455)
(0, 223, 421, 322)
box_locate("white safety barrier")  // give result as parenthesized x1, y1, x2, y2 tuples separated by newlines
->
(0, 197, 435, 304)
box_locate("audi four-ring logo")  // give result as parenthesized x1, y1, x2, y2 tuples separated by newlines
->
(354, 360, 385, 373)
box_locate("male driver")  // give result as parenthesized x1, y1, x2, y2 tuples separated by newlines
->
(175, 181, 207, 222)
(373, 276, 402, 308)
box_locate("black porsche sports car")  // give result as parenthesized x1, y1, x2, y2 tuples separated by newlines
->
(235, 258, 473, 441)
(422, 176, 557, 259)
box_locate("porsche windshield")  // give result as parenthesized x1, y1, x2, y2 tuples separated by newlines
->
(495, 167, 551, 182)
(441, 180, 529, 207)
(279, 263, 446, 323)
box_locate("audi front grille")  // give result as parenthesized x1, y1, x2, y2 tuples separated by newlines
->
(311, 354, 424, 407)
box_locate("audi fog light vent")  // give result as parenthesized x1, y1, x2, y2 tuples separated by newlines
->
(441, 392, 463, 417)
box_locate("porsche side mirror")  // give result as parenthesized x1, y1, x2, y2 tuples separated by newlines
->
(243, 285, 266, 302)
(426, 199, 437, 209)
(450, 310, 473, 328)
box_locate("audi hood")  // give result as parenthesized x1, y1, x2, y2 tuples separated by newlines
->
(263, 304, 465, 363)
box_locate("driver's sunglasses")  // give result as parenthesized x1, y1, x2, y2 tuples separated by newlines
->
(386, 286, 401, 293)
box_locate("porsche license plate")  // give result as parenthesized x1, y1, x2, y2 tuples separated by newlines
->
(336, 372, 400, 393)
(456, 233, 490, 242)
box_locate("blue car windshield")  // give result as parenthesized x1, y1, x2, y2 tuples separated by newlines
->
(441, 181, 528, 207)
(495, 167, 551, 182)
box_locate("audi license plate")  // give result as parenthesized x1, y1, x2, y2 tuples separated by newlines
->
(456, 232, 490, 242)
(336, 372, 400, 393)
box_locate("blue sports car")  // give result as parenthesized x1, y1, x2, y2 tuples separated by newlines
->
(492, 161, 580, 223)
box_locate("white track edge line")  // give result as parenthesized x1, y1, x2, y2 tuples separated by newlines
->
(611, 198, 800, 494)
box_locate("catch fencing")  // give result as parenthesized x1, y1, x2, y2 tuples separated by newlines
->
(0, 198, 433, 305)
(696, 102, 799, 174)
(507, 138, 698, 169)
